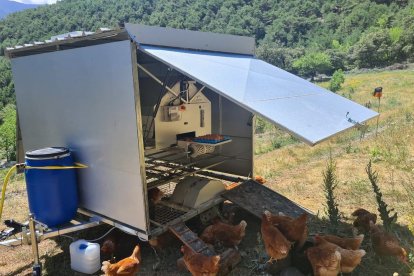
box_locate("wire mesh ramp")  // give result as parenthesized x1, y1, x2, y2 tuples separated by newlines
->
(221, 180, 313, 218)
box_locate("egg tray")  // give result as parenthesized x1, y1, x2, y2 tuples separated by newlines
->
(192, 136, 231, 144)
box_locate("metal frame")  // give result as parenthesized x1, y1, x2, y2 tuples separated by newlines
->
(0, 213, 102, 247)
(143, 148, 233, 236)
(131, 42, 151, 233)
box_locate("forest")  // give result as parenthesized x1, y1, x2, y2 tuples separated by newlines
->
(0, 0, 414, 160)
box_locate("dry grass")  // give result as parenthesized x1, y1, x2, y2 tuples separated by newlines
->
(255, 68, 414, 275)
(255, 68, 414, 223)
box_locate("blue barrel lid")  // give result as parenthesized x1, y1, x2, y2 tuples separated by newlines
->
(26, 147, 70, 159)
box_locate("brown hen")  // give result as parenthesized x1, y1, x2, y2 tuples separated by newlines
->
(352, 208, 377, 233)
(101, 235, 117, 257)
(319, 234, 364, 250)
(181, 245, 221, 276)
(261, 210, 291, 263)
(200, 220, 247, 248)
(148, 187, 165, 204)
(101, 245, 141, 276)
(369, 221, 407, 263)
(265, 211, 308, 250)
(149, 232, 178, 253)
(315, 236, 366, 273)
(306, 243, 341, 276)
(101, 230, 140, 261)
(254, 175, 266, 184)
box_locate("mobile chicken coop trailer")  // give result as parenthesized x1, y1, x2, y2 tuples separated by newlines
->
(3, 24, 377, 273)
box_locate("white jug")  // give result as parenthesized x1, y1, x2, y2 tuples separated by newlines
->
(70, 239, 100, 274)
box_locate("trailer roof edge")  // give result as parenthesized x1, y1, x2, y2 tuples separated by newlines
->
(125, 23, 256, 56)
(5, 29, 127, 59)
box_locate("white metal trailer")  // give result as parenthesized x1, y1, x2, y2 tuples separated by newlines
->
(4, 24, 377, 244)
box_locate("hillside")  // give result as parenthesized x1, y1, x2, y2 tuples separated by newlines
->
(0, 0, 38, 19)
(0, 0, 414, 72)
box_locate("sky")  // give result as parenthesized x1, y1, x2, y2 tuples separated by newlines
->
(9, 0, 58, 4)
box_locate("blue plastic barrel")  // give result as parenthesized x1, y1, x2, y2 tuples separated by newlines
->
(25, 147, 78, 227)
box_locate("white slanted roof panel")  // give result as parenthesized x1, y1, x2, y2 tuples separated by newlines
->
(140, 45, 378, 145)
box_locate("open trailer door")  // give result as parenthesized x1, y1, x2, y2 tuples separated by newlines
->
(134, 45, 378, 146)
(126, 24, 378, 145)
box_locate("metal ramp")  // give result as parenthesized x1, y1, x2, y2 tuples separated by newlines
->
(222, 180, 313, 218)
(169, 222, 215, 256)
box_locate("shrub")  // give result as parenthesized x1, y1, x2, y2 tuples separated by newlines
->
(366, 160, 398, 230)
(322, 155, 341, 229)
(329, 69, 345, 92)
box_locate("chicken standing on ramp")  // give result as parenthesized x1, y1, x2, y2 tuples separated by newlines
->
(261, 210, 291, 263)
(265, 211, 308, 250)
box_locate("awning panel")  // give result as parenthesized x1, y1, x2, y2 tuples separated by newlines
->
(140, 45, 378, 145)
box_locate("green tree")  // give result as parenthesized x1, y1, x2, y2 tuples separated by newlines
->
(0, 57, 15, 109)
(329, 69, 345, 92)
(0, 104, 16, 162)
(349, 30, 398, 68)
(256, 43, 304, 72)
(292, 52, 332, 79)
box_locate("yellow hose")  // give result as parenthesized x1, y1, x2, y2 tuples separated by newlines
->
(0, 164, 17, 222)
(24, 162, 88, 170)
(0, 162, 88, 222)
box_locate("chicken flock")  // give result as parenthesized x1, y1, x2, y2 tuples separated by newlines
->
(99, 206, 407, 276)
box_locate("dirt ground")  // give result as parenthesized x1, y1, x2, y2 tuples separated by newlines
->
(1, 200, 411, 276)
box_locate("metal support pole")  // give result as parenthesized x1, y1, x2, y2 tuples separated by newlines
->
(375, 97, 381, 137)
(137, 63, 178, 96)
(29, 213, 42, 276)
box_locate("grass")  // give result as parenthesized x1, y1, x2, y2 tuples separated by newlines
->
(255, 68, 414, 274)
(1, 68, 414, 275)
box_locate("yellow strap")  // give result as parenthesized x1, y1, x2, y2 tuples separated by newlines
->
(24, 162, 88, 170)
(0, 165, 17, 222)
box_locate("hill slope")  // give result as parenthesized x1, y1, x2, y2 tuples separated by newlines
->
(0, 0, 38, 19)
(0, 0, 413, 72)
(0, 0, 414, 110)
